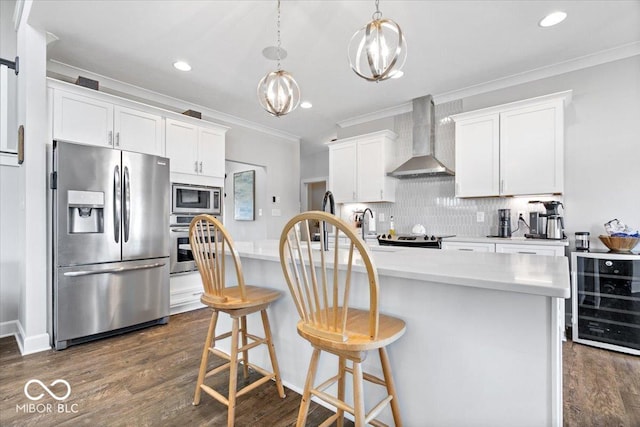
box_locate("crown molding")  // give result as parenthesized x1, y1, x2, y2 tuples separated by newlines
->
(47, 60, 301, 144)
(338, 42, 640, 128)
(337, 102, 412, 129)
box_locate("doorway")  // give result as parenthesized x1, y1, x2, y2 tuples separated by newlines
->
(301, 178, 327, 241)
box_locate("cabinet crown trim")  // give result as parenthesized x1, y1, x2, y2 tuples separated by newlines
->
(327, 129, 398, 146)
(450, 90, 572, 122)
(47, 78, 230, 134)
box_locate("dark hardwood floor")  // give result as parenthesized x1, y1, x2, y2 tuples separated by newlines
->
(0, 308, 637, 426)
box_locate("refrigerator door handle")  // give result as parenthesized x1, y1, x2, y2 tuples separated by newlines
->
(63, 262, 167, 277)
(114, 165, 121, 243)
(123, 166, 131, 242)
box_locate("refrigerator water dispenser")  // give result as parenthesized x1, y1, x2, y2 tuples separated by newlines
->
(67, 190, 104, 233)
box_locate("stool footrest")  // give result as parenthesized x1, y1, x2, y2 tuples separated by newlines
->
(364, 395, 393, 425)
(344, 366, 386, 386)
(311, 388, 353, 413)
(236, 373, 275, 398)
(204, 361, 232, 379)
(200, 383, 230, 407)
(238, 337, 267, 353)
(315, 374, 340, 393)
(318, 413, 340, 427)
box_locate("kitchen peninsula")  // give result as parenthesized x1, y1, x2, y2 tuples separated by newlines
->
(212, 240, 569, 426)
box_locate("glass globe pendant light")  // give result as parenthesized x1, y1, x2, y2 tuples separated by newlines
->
(348, 0, 407, 82)
(258, 0, 300, 117)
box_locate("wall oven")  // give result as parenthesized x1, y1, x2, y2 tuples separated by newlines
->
(172, 183, 221, 215)
(170, 215, 196, 274)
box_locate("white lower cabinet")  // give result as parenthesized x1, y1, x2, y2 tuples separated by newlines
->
(441, 242, 495, 252)
(495, 243, 565, 257)
(170, 272, 205, 315)
(442, 240, 566, 256)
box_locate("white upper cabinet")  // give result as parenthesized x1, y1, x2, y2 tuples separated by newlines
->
(165, 118, 227, 182)
(51, 84, 163, 156)
(329, 141, 357, 203)
(53, 89, 114, 147)
(452, 91, 571, 198)
(454, 113, 500, 198)
(328, 130, 397, 203)
(500, 101, 564, 196)
(113, 106, 163, 155)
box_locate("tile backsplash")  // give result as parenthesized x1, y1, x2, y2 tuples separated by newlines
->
(340, 99, 563, 237)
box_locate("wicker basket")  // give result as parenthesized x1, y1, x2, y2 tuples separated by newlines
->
(598, 235, 640, 252)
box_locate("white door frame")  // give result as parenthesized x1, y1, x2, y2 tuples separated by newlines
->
(300, 176, 328, 212)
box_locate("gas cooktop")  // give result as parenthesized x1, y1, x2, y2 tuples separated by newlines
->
(377, 234, 456, 249)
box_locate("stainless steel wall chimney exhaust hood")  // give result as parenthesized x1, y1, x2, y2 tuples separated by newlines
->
(388, 95, 454, 178)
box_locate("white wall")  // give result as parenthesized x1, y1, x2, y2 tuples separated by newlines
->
(223, 161, 268, 241)
(300, 149, 329, 181)
(224, 125, 300, 239)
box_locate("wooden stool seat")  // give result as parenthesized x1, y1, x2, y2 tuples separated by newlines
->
(280, 211, 406, 426)
(201, 285, 282, 310)
(190, 215, 285, 427)
(297, 308, 405, 353)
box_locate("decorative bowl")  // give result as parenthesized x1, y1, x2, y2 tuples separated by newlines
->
(598, 235, 640, 253)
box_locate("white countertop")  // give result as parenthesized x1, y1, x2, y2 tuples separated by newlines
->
(444, 236, 569, 246)
(232, 240, 570, 299)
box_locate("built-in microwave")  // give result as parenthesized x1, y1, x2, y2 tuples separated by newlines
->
(171, 183, 221, 215)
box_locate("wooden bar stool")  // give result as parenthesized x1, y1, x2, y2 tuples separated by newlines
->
(189, 214, 285, 427)
(279, 211, 406, 427)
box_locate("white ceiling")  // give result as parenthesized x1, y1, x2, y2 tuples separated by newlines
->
(27, 1, 640, 154)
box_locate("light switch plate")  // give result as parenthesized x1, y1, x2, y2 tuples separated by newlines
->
(477, 212, 485, 223)
(272, 209, 281, 217)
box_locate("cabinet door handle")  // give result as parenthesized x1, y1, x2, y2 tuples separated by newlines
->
(194, 161, 198, 173)
(500, 179, 505, 194)
(380, 190, 383, 199)
(459, 248, 473, 251)
(456, 182, 460, 195)
(353, 191, 356, 201)
(115, 132, 120, 147)
(518, 251, 537, 255)
(199, 161, 203, 173)
(108, 130, 113, 145)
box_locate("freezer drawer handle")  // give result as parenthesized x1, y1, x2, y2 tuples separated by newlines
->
(63, 262, 166, 277)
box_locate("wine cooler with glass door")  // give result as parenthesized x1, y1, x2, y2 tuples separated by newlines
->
(571, 251, 639, 355)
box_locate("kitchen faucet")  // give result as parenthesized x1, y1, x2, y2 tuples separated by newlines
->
(321, 191, 335, 251)
(362, 208, 373, 240)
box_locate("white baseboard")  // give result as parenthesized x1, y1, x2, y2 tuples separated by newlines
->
(15, 321, 51, 355)
(0, 320, 19, 338)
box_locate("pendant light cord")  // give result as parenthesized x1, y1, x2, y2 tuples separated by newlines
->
(373, 0, 382, 20)
(276, 0, 282, 70)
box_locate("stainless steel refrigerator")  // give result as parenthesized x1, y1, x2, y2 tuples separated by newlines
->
(51, 141, 170, 350)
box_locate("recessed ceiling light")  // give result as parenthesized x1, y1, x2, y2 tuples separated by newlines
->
(539, 11, 567, 27)
(173, 61, 191, 71)
(300, 101, 312, 109)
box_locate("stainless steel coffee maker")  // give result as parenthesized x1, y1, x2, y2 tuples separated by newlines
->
(527, 201, 566, 240)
